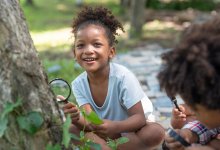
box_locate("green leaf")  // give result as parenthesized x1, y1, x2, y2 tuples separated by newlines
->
(62, 115, 72, 148)
(107, 139, 117, 150)
(85, 111, 103, 125)
(86, 141, 101, 150)
(46, 143, 61, 150)
(80, 130, 84, 138)
(17, 111, 44, 135)
(116, 137, 129, 145)
(0, 117, 8, 138)
(1, 99, 22, 119)
(70, 133, 80, 141)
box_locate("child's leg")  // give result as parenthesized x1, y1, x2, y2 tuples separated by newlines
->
(136, 122, 165, 149)
(118, 122, 165, 150)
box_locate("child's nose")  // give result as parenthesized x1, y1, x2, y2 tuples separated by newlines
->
(84, 45, 94, 54)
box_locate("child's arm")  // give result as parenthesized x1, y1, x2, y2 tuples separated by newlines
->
(92, 101, 146, 138)
(117, 101, 146, 132)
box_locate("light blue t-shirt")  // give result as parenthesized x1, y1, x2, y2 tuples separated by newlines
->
(72, 63, 152, 121)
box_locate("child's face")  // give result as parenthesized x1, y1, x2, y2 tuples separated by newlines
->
(190, 104, 220, 129)
(74, 24, 115, 73)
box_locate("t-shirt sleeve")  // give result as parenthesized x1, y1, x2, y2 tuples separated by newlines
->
(72, 80, 89, 107)
(182, 120, 216, 145)
(120, 71, 145, 109)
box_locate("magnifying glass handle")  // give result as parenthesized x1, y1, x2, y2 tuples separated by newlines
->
(171, 97, 181, 112)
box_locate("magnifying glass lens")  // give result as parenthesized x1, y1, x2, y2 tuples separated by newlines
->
(49, 79, 71, 102)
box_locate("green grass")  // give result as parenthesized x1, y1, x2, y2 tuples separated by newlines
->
(43, 58, 83, 83)
(20, 0, 78, 32)
(20, 0, 121, 32)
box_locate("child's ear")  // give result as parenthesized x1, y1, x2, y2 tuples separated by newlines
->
(109, 47, 116, 59)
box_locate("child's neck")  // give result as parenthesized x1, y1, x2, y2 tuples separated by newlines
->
(87, 65, 110, 85)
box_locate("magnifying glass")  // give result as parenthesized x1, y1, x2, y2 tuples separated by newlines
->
(170, 97, 181, 112)
(49, 78, 71, 121)
(49, 78, 71, 103)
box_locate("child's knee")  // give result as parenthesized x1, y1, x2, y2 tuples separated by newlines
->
(138, 122, 165, 147)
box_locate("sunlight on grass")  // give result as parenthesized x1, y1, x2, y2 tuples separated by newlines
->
(142, 20, 183, 41)
(31, 28, 73, 51)
(43, 59, 82, 82)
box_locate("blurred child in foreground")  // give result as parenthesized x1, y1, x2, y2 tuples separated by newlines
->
(158, 17, 220, 150)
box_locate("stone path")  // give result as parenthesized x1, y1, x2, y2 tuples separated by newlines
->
(113, 44, 184, 130)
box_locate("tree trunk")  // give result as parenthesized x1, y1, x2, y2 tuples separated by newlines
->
(129, 0, 147, 39)
(120, 0, 131, 8)
(0, 0, 63, 149)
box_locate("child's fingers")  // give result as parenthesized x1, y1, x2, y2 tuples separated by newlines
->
(173, 108, 182, 115)
(63, 105, 78, 114)
(178, 113, 186, 118)
(63, 102, 77, 109)
(57, 95, 65, 100)
(165, 136, 183, 149)
(71, 113, 80, 123)
(179, 105, 185, 112)
(166, 141, 183, 149)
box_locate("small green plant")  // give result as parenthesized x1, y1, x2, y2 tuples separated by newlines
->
(46, 114, 101, 150)
(51, 110, 129, 150)
(17, 111, 44, 135)
(0, 99, 22, 137)
(0, 99, 44, 137)
(107, 137, 129, 150)
(81, 109, 103, 125)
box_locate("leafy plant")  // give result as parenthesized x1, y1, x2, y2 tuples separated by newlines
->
(0, 99, 22, 137)
(17, 111, 44, 135)
(81, 109, 103, 125)
(62, 114, 72, 148)
(107, 137, 129, 150)
(47, 114, 101, 150)
(46, 143, 61, 150)
(46, 106, 128, 150)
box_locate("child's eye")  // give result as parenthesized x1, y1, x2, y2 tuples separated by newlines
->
(94, 43, 102, 48)
(76, 44, 84, 49)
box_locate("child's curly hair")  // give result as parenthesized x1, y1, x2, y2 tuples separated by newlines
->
(158, 17, 220, 110)
(72, 6, 124, 46)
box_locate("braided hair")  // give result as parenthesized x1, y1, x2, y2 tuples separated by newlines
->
(72, 6, 124, 46)
(158, 17, 220, 110)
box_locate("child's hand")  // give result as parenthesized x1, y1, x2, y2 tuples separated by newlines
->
(63, 102, 80, 123)
(172, 105, 187, 122)
(171, 104, 197, 129)
(165, 128, 197, 150)
(91, 119, 120, 139)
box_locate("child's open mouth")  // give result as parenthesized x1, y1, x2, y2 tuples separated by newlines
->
(83, 58, 96, 62)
